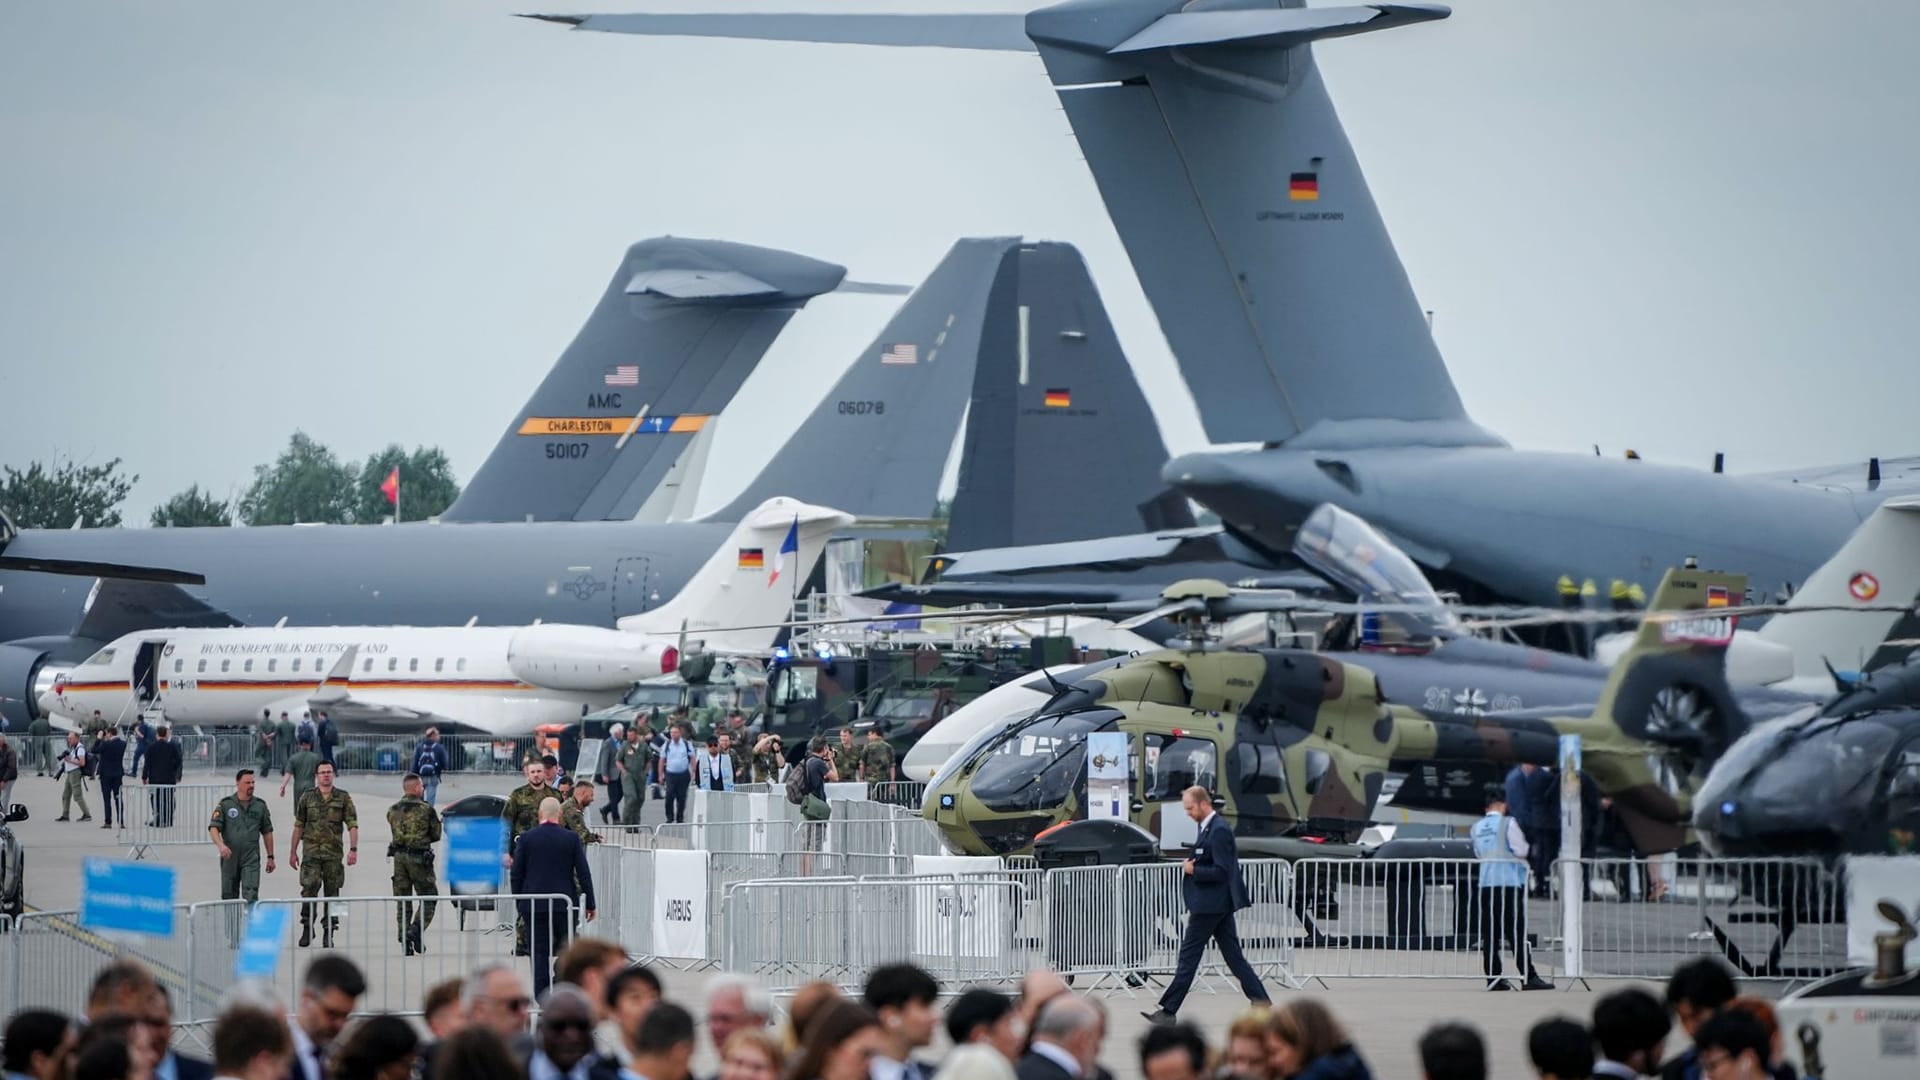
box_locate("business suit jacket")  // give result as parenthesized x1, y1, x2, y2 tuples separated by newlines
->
(1016, 1050, 1079, 1080)
(1184, 814, 1251, 915)
(173, 1051, 215, 1080)
(512, 821, 596, 913)
(143, 740, 184, 784)
(95, 736, 127, 781)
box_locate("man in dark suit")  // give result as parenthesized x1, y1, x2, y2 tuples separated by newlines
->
(511, 797, 597, 999)
(142, 724, 184, 828)
(1143, 786, 1270, 1023)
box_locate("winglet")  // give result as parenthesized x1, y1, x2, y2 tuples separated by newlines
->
(318, 646, 359, 693)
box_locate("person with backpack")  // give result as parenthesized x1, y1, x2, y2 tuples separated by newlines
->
(410, 727, 452, 807)
(316, 712, 339, 769)
(789, 736, 835, 872)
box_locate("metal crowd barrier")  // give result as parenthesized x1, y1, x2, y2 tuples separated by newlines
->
(0, 902, 242, 1026)
(119, 783, 235, 860)
(867, 781, 927, 809)
(1288, 858, 1548, 982)
(251, 893, 572, 1016)
(1549, 856, 1845, 982)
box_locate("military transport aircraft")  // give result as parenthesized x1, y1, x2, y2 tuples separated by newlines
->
(536, 1, 1920, 608)
(44, 499, 850, 738)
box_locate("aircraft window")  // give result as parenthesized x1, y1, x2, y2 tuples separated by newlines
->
(1744, 718, 1901, 833)
(1232, 743, 1287, 796)
(244, 659, 253, 673)
(1302, 748, 1333, 795)
(969, 709, 1113, 815)
(874, 696, 937, 721)
(197, 660, 207, 673)
(295, 658, 305, 673)
(221, 660, 231, 673)
(173, 660, 183, 673)
(1293, 503, 1455, 634)
(362, 658, 372, 673)
(388, 658, 398, 672)
(773, 666, 819, 706)
(457, 658, 467, 673)
(409, 658, 419, 673)
(1144, 733, 1218, 801)
(1885, 748, 1920, 800)
(435, 658, 444, 673)
(267, 659, 276, 673)
(85, 647, 115, 666)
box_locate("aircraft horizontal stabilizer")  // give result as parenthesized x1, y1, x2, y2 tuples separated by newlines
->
(0, 553, 206, 586)
(934, 526, 1230, 579)
(530, 12, 1037, 52)
(72, 580, 240, 643)
(1107, 4, 1449, 54)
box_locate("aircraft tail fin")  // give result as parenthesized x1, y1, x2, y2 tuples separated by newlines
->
(618, 497, 853, 654)
(313, 645, 360, 704)
(442, 237, 848, 524)
(711, 238, 1022, 521)
(1759, 496, 1920, 677)
(947, 241, 1191, 551)
(551, 3, 1499, 448)
(1582, 566, 1748, 853)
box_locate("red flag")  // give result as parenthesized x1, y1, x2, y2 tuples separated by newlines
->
(380, 466, 400, 506)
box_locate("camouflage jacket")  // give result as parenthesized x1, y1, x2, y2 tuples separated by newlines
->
(561, 801, 600, 844)
(831, 743, 861, 780)
(860, 740, 896, 781)
(386, 794, 441, 853)
(502, 782, 551, 845)
(294, 788, 358, 860)
(752, 748, 783, 784)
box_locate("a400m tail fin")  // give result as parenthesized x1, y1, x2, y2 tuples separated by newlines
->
(443, 237, 850, 524)
(539, 1, 1500, 448)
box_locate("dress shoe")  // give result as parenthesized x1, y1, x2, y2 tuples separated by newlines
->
(1522, 975, 1555, 991)
(1487, 979, 1512, 991)
(1140, 1010, 1175, 1024)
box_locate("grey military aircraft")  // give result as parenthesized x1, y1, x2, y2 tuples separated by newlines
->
(0, 236, 1158, 728)
(536, 1, 1919, 608)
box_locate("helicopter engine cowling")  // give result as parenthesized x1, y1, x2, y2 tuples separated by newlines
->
(506, 625, 678, 692)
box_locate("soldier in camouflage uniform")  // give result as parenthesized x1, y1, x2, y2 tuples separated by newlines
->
(386, 772, 441, 955)
(500, 759, 552, 955)
(859, 728, 897, 788)
(562, 779, 601, 845)
(289, 761, 358, 948)
(616, 727, 654, 826)
(254, 711, 278, 777)
(831, 729, 861, 784)
(751, 733, 785, 784)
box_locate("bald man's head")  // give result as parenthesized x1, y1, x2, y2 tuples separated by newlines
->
(538, 797, 563, 823)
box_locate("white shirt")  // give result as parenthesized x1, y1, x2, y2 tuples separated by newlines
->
(1197, 811, 1219, 836)
(1030, 1042, 1082, 1079)
(1592, 1060, 1639, 1080)
(290, 1024, 323, 1080)
(1503, 816, 1530, 857)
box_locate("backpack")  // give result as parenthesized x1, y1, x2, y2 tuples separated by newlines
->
(784, 756, 809, 805)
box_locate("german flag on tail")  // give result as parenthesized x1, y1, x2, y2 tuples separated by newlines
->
(737, 548, 765, 570)
(1289, 172, 1319, 201)
(1043, 388, 1071, 408)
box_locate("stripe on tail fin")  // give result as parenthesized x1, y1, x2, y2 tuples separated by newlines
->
(711, 238, 1021, 522)
(443, 237, 847, 523)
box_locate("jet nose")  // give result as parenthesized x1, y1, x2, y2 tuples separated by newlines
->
(1164, 449, 1320, 535)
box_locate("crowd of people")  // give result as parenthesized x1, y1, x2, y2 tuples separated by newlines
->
(2, 940, 1796, 1080)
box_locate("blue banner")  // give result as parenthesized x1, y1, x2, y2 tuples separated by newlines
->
(80, 859, 176, 937)
(444, 816, 506, 894)
(234, 905, 290, 979)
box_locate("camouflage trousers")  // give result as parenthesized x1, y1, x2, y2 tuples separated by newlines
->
(299, 856, 345, 935)
(392, 855, 436, 937)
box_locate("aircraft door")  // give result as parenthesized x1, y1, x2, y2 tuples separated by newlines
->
(133, 641, 164, 704)
(1136, 731, 1219, 851)
(611, 557, 653, 620)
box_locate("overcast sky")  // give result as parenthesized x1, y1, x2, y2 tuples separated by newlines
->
(2, 1, 1915, 524)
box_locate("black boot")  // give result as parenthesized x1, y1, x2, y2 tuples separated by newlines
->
(298, 914, 313, 948)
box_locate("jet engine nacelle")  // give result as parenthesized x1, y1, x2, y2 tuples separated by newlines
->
(0, 639, 83, 726)
(505, 625, 678, 692)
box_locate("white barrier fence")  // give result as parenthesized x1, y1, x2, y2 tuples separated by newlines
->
(118, 783, 234, 859)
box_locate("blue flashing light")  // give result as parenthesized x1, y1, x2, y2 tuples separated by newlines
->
(814, 643, 834, 660)
(1720, 800, 1738, 817)
(772, 646, 791, 664)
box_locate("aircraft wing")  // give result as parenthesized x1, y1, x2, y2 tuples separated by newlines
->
(1751, 455, 1920, 494)
(528, 12, 1037, 51)
(71, 579, 241, 642)
(931, 526, 1233, 578)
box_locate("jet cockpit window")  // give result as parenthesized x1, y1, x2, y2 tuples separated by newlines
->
(1144, 733, 1218, 800)
(84, 647, 115, 667)
(1292, 503, 1456, 640)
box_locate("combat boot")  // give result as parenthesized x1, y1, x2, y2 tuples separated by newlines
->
(298, 913, 313, 948)
(406, 924, 423, 956)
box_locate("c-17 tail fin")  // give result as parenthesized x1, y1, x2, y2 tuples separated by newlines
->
(1759, 496, 1920, 679)
(618, 496, 853, 654)
(711, 238, 1021, 522)
(540, 2, 1500, 449)
(947, 241, 1191, 551)
(442, 237, 850, 524)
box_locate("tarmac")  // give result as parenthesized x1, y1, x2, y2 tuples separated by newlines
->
(3, 765, 1702, 1080)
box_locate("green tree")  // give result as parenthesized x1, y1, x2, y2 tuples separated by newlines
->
(353, 444, 462, 523)
(0, 456, 137, 528)
(238, 431, 355, 525)
(150, 484, 233, 528)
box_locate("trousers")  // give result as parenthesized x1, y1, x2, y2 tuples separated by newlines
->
(520, 896, 574, 1000)
(1479, 885, 1536, 979)
(99, 777, 123, 827)
(1158, 909, 1269, 1015)
(663, 772, 690, 824)
(61, 772, 91, 818)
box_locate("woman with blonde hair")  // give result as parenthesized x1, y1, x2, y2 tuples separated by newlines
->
(1223, 1007, 1274, 1080)
(721, 1029, 786, 1080)
(1265, 1000, 1371, 1080)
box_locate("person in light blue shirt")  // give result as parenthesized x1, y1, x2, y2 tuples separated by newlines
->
(658, 725, 694, 824)
(1472, 784, 1551, 992)
(695, 736, 736, 793)
(2, 1009, 74, 1080)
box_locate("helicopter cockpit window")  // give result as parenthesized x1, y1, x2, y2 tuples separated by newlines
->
(1744, 717, 1902, 831)
(1232, 743, 1286, 796)
(969, 710, 1112, 814)
(1145, 734, 1218, 800)
(1886, 746, 1920, 800)
(1292, 503, 1456, 641)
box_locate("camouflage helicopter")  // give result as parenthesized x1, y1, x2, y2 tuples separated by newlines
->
(916, 568, 1757, 859)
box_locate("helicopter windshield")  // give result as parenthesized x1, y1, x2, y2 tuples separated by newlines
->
(1733, 715, 1904, 835)
(967, 709, 1116, 814)
(1292, 503, 1456, 638)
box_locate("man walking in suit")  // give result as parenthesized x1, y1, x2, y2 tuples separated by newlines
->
(141, 724, 184, 827)
(1143, 786, 1270, 1022)
(511, 797, 597, 999)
